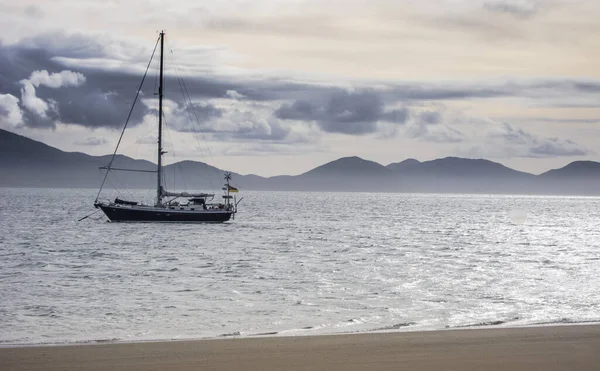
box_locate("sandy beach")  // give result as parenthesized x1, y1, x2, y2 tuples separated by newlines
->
(2, 324, 599, 371)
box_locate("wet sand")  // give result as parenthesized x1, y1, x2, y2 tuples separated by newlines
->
(2, 324, 599, 371)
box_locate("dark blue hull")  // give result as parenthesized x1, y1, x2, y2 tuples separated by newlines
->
(98, 204, 232, 223)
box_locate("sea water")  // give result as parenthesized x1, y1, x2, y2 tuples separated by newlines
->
(1, 188, 599, 345)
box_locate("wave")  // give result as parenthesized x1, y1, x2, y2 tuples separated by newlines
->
(447, 317, 520, 329)
(0, 337, 121, 347)
(447, 317, 600, 330)
(218, 331, 241, 337)
(3, 318, 600, 347)
(368, 322, 417, 331)
(530, 318, 600, 326)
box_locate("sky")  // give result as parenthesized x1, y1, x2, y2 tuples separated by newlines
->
(1, 0, 599, 176)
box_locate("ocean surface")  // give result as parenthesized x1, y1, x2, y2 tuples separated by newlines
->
(1, 188, 600, 345)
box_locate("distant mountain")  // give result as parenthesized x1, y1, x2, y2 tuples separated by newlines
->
(540, 161, 600, 178)
(304, 156, 391, 177)
(0, 129, 211, 189)
(1, 128, 600, 195)
(290, 156, 395, 191)
(537, 161, 600, 194)
(391, 157, 532, 178)
(1, 129, 105, 187)
(385, 157, 536, 193)
(386, 158, 421, 172)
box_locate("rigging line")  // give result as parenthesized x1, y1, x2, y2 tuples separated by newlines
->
(100, 168, 125, 199)
(94, 34, 161, 203)
(163, 114, 192, 193)
(166, 58, 202, 191)
(112, 170, 136, 200)
(108, 170, 134, 200)
(162, 113, 190, 193)
(106, 176, 123, 200)
(167, 48, 216, 167)
(168, 47, 221, 192)
(110, 123, 157, 158)
(103, 159, 137, 201)
(77, 209, 102, 222)
(170, 71, 215, 193)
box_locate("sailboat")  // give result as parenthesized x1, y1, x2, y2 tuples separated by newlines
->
(93, 31, 240, 223)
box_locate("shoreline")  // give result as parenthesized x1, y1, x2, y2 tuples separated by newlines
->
(2, 324, 599, 370)
(2, 320, 600, 348)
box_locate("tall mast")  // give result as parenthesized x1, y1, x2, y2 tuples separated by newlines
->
(156, 30, 165, 206)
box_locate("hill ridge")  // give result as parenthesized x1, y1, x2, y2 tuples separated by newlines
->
(2, 128, 600, 194)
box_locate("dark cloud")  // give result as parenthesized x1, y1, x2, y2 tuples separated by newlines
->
(326, 90, 383, 123)
(274, 100, 316, 121)
(186, 102, 224, 121)
(490, 123, 590, 157)
(418, 110, 442, 125)
(405, 110, 464, 143)
(571, 81, 600, 93)
(0, 39, 148, 129)
(380, 84, 508, 101)
(381, 108, 409, 124)
(275, 90, 409, 135)
(164, 102, 224, 132)
(0, 33, 337, 133)
(20, 104, 59, 128)
(2, 31, 600, 144)
(163, 99, 308, 144)
(495, 122, 535, 145)
(0, 33, 271, 130)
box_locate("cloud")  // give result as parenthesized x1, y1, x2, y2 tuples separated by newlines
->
(275, 90, 409, 135)
(530, 139, 588, 157)
(0, 93, 23, 128)
(0, 35, 158, 129)
(17, 69, 86, 126)
(74, 136, 108, 146)
(19, 80, 51, 118)
(483, 0, 541, 19)
(491, 122, 589, 157)
(162, 101, 224, 132)
(226, 90, 245, 100)
(27, 70, 85, 88)
(418, 110, 442, 125)
(0, 32, 329, 131)
(208, 106, 303, 142)
(157, 98, 317, 144)
(462, 120, 591, 158)
(275, 100, 316, 121)
(404, 109, 465, 143)
(2, 29, 600, 155)
(380, 108, 409, 124)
